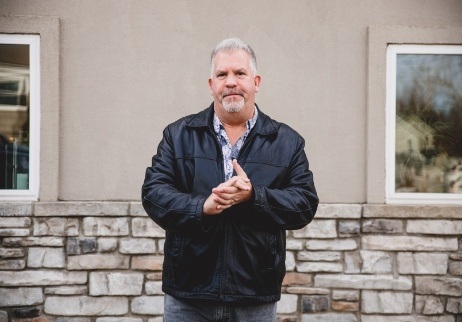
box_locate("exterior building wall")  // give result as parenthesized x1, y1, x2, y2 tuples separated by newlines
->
(1, 0, 462, 202)
(1, 1, 462, 321)
(1, 202, 461, 321)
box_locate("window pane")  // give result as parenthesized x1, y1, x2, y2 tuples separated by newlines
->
(0, 44, 30, 190)
(395, 54, 462, 194)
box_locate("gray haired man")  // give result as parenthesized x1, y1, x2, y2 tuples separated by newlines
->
(142, 38, 318, 321)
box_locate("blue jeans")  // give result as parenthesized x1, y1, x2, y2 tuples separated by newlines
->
(163, 294, 277, 322)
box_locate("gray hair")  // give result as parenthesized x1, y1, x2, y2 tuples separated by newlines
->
(210, 38, 257, 77)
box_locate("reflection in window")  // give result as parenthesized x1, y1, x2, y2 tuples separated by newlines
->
(395, 52, 462, 195)
(0, 44, 30, 190)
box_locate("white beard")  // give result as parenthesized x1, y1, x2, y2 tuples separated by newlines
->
(222, 97, 244, 113)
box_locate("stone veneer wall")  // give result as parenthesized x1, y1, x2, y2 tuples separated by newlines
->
(0, 202, 461, 322)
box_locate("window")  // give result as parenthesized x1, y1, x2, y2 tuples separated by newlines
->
(386, 45, 462, 204)
(1, 16, 59, 201)
(367, 26, 462, 204)
(0, 34, 40, 200)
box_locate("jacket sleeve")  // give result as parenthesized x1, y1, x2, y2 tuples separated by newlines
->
(141, 125, 211, 235)
(251, 135, 318, 230)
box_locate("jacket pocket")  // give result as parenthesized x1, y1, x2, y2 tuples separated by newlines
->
(263, 232, 277, 271)
(170, 234, 184, 277)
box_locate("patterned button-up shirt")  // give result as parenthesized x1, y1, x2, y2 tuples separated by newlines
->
(213, 107, 258, 181)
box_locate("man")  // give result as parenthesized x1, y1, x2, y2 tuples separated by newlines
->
(142, 38, 318, 321)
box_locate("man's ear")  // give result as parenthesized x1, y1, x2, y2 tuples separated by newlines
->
(254, 75, 261, 93)
(208, 78, 213, 95)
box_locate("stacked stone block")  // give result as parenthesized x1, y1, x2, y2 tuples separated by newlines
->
(0, 202, 461, 321)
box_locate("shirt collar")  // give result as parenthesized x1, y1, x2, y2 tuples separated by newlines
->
(213, 105, 259, 134)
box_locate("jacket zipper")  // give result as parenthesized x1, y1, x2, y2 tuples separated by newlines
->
(207, 126, 227, 301)
(208, 126, 258, 301)
(236, 130, 257, 164)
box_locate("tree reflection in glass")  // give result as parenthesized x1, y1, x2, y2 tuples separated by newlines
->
(395, 54, 462, 193)
(0, 44, 30, 190)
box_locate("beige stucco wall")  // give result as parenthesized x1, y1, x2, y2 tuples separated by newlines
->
(1, 0, 462, 202)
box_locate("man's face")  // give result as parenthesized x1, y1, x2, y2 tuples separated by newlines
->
(209, 49, 261, 114)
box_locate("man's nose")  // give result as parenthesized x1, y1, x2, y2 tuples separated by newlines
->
(225, 74, 237, 86)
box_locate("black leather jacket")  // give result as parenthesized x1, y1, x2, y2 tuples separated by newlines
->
(142, 104, 318, 304)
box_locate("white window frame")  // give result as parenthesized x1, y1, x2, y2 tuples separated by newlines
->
(0, 34, 40, 200)
(386, 44, 462, 204)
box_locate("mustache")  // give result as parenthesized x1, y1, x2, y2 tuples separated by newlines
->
(223, 90, 244, 97)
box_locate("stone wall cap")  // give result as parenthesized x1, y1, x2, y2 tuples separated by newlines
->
(363, 204, 462, 218)
(34, 202, 129, 217)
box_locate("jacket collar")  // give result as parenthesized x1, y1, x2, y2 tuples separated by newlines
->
(186, 103, 278, 136)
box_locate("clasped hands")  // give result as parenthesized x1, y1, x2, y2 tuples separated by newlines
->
(203, 159, 252, 216)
